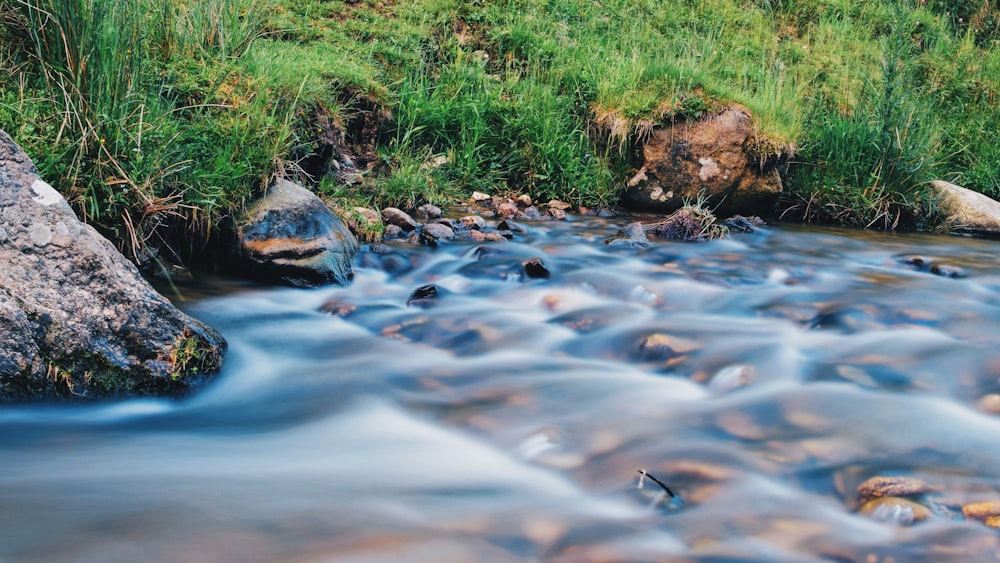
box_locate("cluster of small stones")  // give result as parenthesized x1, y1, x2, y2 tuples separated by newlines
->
(353, 192, 613, 247)
(855, 475, 1000, 530)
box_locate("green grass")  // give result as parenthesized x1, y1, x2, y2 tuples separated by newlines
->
(3, 0, 1000, 260)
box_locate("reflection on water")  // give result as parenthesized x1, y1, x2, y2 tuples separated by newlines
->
(4, 217, 1000, 562)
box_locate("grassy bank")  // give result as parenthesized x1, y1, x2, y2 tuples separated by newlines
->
(2, 0, 999, 259)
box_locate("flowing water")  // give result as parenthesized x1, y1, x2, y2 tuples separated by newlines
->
(4, 215, 1000, 562)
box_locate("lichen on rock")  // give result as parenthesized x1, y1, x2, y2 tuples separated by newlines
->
(0, 129, 226, 400)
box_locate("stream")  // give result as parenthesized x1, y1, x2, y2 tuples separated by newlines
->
(3, 214, 1000, 562)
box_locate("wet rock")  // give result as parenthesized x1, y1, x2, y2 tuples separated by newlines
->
(414, 204, 442, 222)
(929, 263, 966, 278)
(708, 365, 756, 392)
(516, 194, 532, 207)
(860, 496, 932, 525)
(523, 257, 551, 279)
(467, 230, 487, 241)
(547, 208, 567, 221)
(382, 207, 419, 232)
(496, 219, 528, 234)
(471, 191, 492, 202)
(484, 232, 508, 243)
(930, 180, 1000, 237)
(623, 106, 787, 216)
(497, 200, 518, 219)
(896, 255, 967, 278)
(236, 178, 359, 287)
(0, 129, 225, 400)
(963, 501, 1000, 527)
(517, 206, 542, 221)
(318, 298, 358, 317)
(605, 222, 649, 247)
(976, 394, 1000, 415)
(407, 284, 441, 308)
(548, 199, 572, 211)
(723, 215, 766, 233)
(383, 224, 404, 240)
(459, 215, 487, 230)
(856, 476, 935, 504)
(420, 223, 455, 246)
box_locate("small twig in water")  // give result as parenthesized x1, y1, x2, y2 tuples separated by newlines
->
(637, 470, 676, 498)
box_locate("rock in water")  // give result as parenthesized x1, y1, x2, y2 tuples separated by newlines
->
(930, 180, 1000, 237)
(622, 106, 787, 217)
(0, 129, 226, 400)
(237, 178, 359, 287)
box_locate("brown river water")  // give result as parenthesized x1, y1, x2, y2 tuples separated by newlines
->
(3, 215, 1000, 562)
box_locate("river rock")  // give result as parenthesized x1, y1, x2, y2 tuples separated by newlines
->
(622, 107, 787, 216)
(856, 476, 934, 503)
(420, 222, 455, 245)
(236, 178, 359, 287)
(0, 129, 225, 400)
(382, 207, 419, 232)
(414, 204, 442, 222)
(930, 180, 1000, 236)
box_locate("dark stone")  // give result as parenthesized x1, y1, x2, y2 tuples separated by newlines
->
(0, 129, 225, 400)
(236, 178, 359, 287)
(723, 215, 765, 233)
(383, 224, 404, 239)
(407, 284, 443, 308)
(523, 257, 551, 279)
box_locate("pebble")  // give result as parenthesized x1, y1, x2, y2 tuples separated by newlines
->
(382, 224, 404, 239)
(471, 191, 492, 202)
(963, 501, 1000, 526)
(459, 215, 487, 230)
(523, 257, 551, 279)
(856, 476, 934, 503)
(407, 284, 442, 308)
(976, 394, 1000, 415)
(548, 208, 567, 221)
(516, 194, 532, 206)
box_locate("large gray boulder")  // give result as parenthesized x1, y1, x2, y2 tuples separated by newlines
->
(622, 107, 787, 217)
(0, 130, 226, 400)
(235, 178, 359, 287)
(930, 180, 1000, 236)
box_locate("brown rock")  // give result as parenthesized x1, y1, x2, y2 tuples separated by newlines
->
(414, 203, 442, 221)
(382, 207, 419, 231)
(857, 476, 934, 503)
(963, 501, 1000, 522)
(931, 180, 1000, 236)
(623, 106, 787, 216)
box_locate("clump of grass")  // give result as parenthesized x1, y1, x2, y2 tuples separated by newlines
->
(785, 2, 942, 230)
(646, 199, 729, 241)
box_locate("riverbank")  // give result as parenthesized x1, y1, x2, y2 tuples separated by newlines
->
(2, 0, 999, 261)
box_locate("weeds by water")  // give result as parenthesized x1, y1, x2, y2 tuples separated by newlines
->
(3, 0, 1000, 259)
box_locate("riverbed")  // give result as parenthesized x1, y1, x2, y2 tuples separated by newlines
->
(3, 215, 1000, 562)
